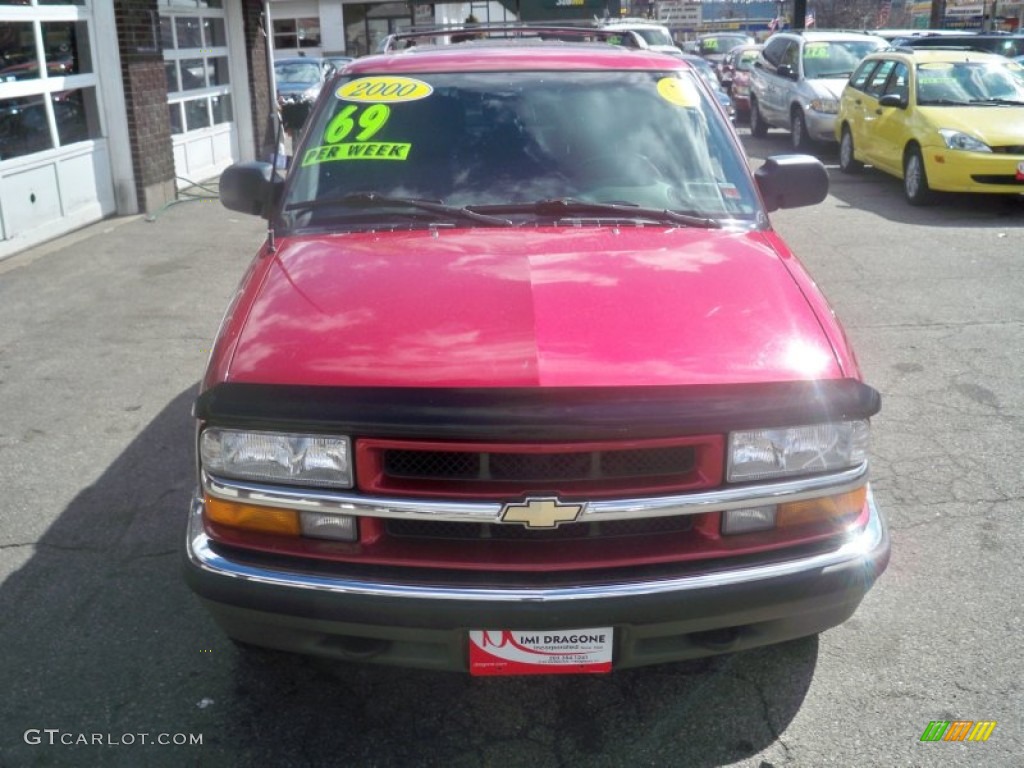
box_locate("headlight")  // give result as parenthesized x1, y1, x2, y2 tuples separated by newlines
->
(938, 129, 991, 152)
(200, 428, 352, 488)
(727, 421, 869, 483)
(808, 98, 839, 114)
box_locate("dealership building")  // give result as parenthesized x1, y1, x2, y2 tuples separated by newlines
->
(0, 0, 524, 260)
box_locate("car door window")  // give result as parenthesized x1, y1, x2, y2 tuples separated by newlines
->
(865, 61, 896, 98)
(762, 38, 788, 68)
(882, 62, 909, 100)
(850, 60, 880, 91)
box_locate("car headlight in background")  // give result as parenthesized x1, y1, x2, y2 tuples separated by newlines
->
(302, 85, 320, 102)
(938, 129, 991, 152)
(808, 98, 839, 114)
(200, 428, 352, 488)
(727, 421, 869, 483)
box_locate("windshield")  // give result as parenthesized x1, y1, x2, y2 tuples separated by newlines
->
(803, 40, 885, 79)
(916, 60, 1024, 105)
(275, 60, 321, 85)
(282, 70, 759, 232)
(737, 50, 760, 70)
(632, 28, 675, 47)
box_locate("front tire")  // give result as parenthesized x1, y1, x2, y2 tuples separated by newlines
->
(791, 109, 812, 151)
(839, 126, 863, 174)
(749, 98, 768, 138)
(903, 146, 934, 206)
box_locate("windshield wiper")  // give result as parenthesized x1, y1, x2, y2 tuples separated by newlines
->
(471, 198, 722, 229)
(285, 192, 513, 227)
(968, 97, 1024, 106)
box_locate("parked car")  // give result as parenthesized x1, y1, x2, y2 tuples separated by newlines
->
(696, 32, 755, 67)
(597, 18, 684, 57)
(836, 47, 1024, 205)
(893, 33, 1024, 60)
(719, 44, 762, 119)
(274, 56, 337, 134)
(681, 53, 736, 121)
(749, 30, 888, 149)
(193, 25, 888, 676)
(273, 56, 336, 105)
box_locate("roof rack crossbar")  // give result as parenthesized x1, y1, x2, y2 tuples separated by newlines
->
(379, 23, 645, 54)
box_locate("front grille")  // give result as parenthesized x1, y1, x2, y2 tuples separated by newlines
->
(991, 146, 1024, 155)
(385, 515, 693, 541)
(358, 436, 720, 498)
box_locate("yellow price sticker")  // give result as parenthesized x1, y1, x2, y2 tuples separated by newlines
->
(302, 142, 412, 166)
(657, 77, 698, 107)
(337, 76, 433, 103)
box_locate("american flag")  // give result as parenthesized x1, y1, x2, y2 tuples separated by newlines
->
(768, 16, 780, 32)
(805, 11, 816, 27)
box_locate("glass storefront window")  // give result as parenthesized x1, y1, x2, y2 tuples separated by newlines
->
(168, 102, 184, 135)
(165, 61, 179, 93)
(184, 97, 209, 130)
(159, 16, 174, 49)
(52, 86, 101, 146)
(180, 57, 206, 90)
(0, 22, 38, 81)
(42, 21, 93, 76)
(0, 96, 54, 161)
(211, 93, 232, 125)
(204, 17, 225, 47)
(209, 56, 229, 86)
(175, 16, 202, 49)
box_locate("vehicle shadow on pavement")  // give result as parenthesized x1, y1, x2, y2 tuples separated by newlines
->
(0, 385, 816, 768)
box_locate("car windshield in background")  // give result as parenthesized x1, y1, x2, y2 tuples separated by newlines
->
(736, 50, 759, 70)
(916, 60, 1024, 105)
(283, 70, 759, 232)
(803, 40, 885, 79)
(632, 28, 675, 47)
(275, 60, 321, 85)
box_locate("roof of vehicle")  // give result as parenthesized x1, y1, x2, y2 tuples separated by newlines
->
(866, 47, 1017, 64)
(346, 44, 693, 74)
(769, 30, 888, 43)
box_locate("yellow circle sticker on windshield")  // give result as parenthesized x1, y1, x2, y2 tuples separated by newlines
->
(657, 77, 698, 107)
(337, 77, 433, 103)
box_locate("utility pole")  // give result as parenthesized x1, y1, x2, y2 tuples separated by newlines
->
(793, 0, 806, 30)
(929, 0, 946, 28)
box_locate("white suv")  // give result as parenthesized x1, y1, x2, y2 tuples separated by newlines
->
(749, 30, 886, 149)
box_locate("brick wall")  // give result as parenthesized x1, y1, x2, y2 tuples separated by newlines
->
(241, 0, 276, 162)
(114, 0, 176, 213)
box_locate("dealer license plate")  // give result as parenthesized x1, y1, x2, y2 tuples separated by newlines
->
(468, 628, 613, 676)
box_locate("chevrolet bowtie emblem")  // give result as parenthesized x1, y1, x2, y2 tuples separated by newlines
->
(500, 498, 585, 529)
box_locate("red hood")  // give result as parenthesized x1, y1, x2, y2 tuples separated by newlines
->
(219, 228, 843, 388)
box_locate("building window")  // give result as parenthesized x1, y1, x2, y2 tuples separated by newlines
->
(0, 9, 100, 163)
(162, 5, 231, 137)
(274, 17, 321, 50)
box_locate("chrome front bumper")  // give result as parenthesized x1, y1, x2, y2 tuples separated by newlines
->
(185, 484, 887, 603)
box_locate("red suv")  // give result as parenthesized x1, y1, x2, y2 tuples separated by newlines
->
(187, 26, 888, 675)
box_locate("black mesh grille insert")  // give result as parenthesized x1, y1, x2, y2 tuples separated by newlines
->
(385, 515, 694, 541)
(385, 450, 480, 480)
(380, 445, 697, 485)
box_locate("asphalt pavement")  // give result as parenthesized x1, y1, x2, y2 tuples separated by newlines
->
(1, 167, 1021, 768)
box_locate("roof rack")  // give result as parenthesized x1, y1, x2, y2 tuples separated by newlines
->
(378, 22, 645, 54)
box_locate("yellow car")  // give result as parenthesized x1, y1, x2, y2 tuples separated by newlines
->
(836, 49, 1024, 205)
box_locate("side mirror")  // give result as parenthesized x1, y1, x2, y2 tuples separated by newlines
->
(777, 64, 797, 79)
(878, 93, 907, 109)
(755, 154, 829, 212)
(219, 162, 283, 218)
